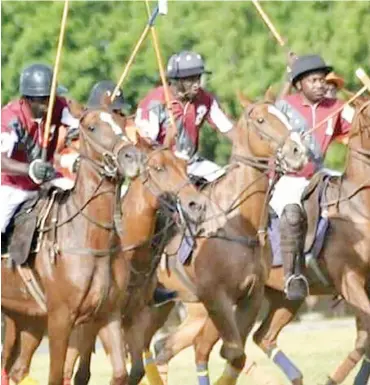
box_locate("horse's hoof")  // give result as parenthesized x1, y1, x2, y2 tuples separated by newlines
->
(153, 336, 167, 357)
(155, 351, 171, 366)
(213, 375, 237, 385)
(1, 369, 10, 385)
(18, 376, 39, 385)
(220, 343, 245, 362)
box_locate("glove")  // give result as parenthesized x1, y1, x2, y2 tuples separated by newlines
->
(65, 127, 79, 145)
(29, 159, 56, 184)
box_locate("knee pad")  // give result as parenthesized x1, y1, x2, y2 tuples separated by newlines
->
(280, 204, 305, 227)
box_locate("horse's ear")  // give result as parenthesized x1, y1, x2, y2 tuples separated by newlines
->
(264, 86, 276, 104)
(236, 90, 252, 108)
(67, 99, 85, 119)
(100, 93, 113, 110)
(352, 98, 364, 109)
(135, 134, 152, 151)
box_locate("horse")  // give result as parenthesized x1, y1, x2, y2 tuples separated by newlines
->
(1, 104, 149, 385)
(1, 123, 204, 385)
(110, 92, 308, 385)
(142, 96, 370, 385)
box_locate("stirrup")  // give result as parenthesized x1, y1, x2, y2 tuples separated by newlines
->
(284, 274, 310, 296)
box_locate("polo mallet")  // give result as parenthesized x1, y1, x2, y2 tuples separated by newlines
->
(42, 0, 69, 161)
(251, 0, 286, 47)
(303, 78, 369, 138)
(144, 0, 177, 148)
(111, 0, 167, 102)
(356, 68, 370, 92)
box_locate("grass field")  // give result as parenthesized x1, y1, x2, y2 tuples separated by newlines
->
(22, 318, 361, 385)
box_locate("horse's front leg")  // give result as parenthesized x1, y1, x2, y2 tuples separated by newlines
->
(98, 312, 128, 385)
(47, 306, 74, 385)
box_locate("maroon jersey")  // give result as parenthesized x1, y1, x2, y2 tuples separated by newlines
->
(135, 86, 233, 158)
(276, 93, 352, 178)
(1, 96, 68, 190)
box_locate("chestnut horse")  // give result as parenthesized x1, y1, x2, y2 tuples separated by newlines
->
(144, 97, 370, 385)
(61, 138, 204, 385)
(1, 106, 149, 385)
(121, 95, 308, 385)
(1, 136, 204, 385)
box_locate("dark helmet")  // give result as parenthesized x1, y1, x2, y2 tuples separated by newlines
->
(166, 51, 212, 79)
(291, 55, 333, 85)
(86, 80, 129, 111)
(19, 63, 67, 97)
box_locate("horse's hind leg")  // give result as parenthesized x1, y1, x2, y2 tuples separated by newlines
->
(325, 314, 366, 385)
(334, 271, 370, 385)
(2, 315, 19, 385)
(249, 286, 304, 385)
(193, 317, 219, 385)
(10, 317, 46, 384)
(155, 303, 208, 365)
(64, 324, 97, 385)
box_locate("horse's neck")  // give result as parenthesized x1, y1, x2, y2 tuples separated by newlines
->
(120, 180, 157, 254)
(346, 137, 370, 207)
(72, 160, 116, 223)
(209, 147, 269, 231)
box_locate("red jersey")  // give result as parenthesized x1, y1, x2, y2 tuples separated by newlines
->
(135, 86, 233, 159)
(1, 97, 68, 190)
(276, 93, 352, 178)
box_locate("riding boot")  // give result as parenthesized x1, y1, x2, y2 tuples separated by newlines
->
(279, 203, 309, 301)
(1, 231, 10, 255)
(153, 286, 178, 307)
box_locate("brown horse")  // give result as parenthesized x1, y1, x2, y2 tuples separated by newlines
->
(122, 95, 308, 385)
(145, 97, 370, 385)
(1, 135, 204, 385)
(60, 138, 205, 385)
(1, 106, 149, 385)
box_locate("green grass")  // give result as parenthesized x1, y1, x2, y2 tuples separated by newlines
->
(24, 319, 359, 385)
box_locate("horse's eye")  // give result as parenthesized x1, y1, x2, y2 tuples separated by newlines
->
(154, 165, 165, 172)
(257, 118, 265, 124)
(88, 125, 95, 132)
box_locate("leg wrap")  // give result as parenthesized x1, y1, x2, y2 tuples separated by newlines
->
(354, 356, 370, 385)
(196, 363, 210, 385)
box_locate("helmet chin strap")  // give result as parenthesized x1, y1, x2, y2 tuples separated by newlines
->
(172, 80, 196, 101)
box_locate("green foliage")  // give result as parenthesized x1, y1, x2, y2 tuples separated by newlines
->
(2, 1, 369, 162)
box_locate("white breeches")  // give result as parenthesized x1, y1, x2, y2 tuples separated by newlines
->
(187, 158, 225, 182)
(0, 185, 38, 233)
(269, 176, 310, 218)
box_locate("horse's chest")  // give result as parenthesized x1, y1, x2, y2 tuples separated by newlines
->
(77, 257, 115, 318)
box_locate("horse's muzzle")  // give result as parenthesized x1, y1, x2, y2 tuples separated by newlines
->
(278, 133, 309, 173)
(181, 194, 206, 224)
(116, 144, 147, 178)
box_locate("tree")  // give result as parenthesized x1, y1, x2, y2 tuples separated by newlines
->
(2, 1, 369, 164)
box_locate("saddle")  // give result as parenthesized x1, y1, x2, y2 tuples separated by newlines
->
(2, 186, 69, 265)
(301, 171, 332, 254)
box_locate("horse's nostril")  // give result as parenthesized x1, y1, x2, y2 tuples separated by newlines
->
(188, 201, 200, 211)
